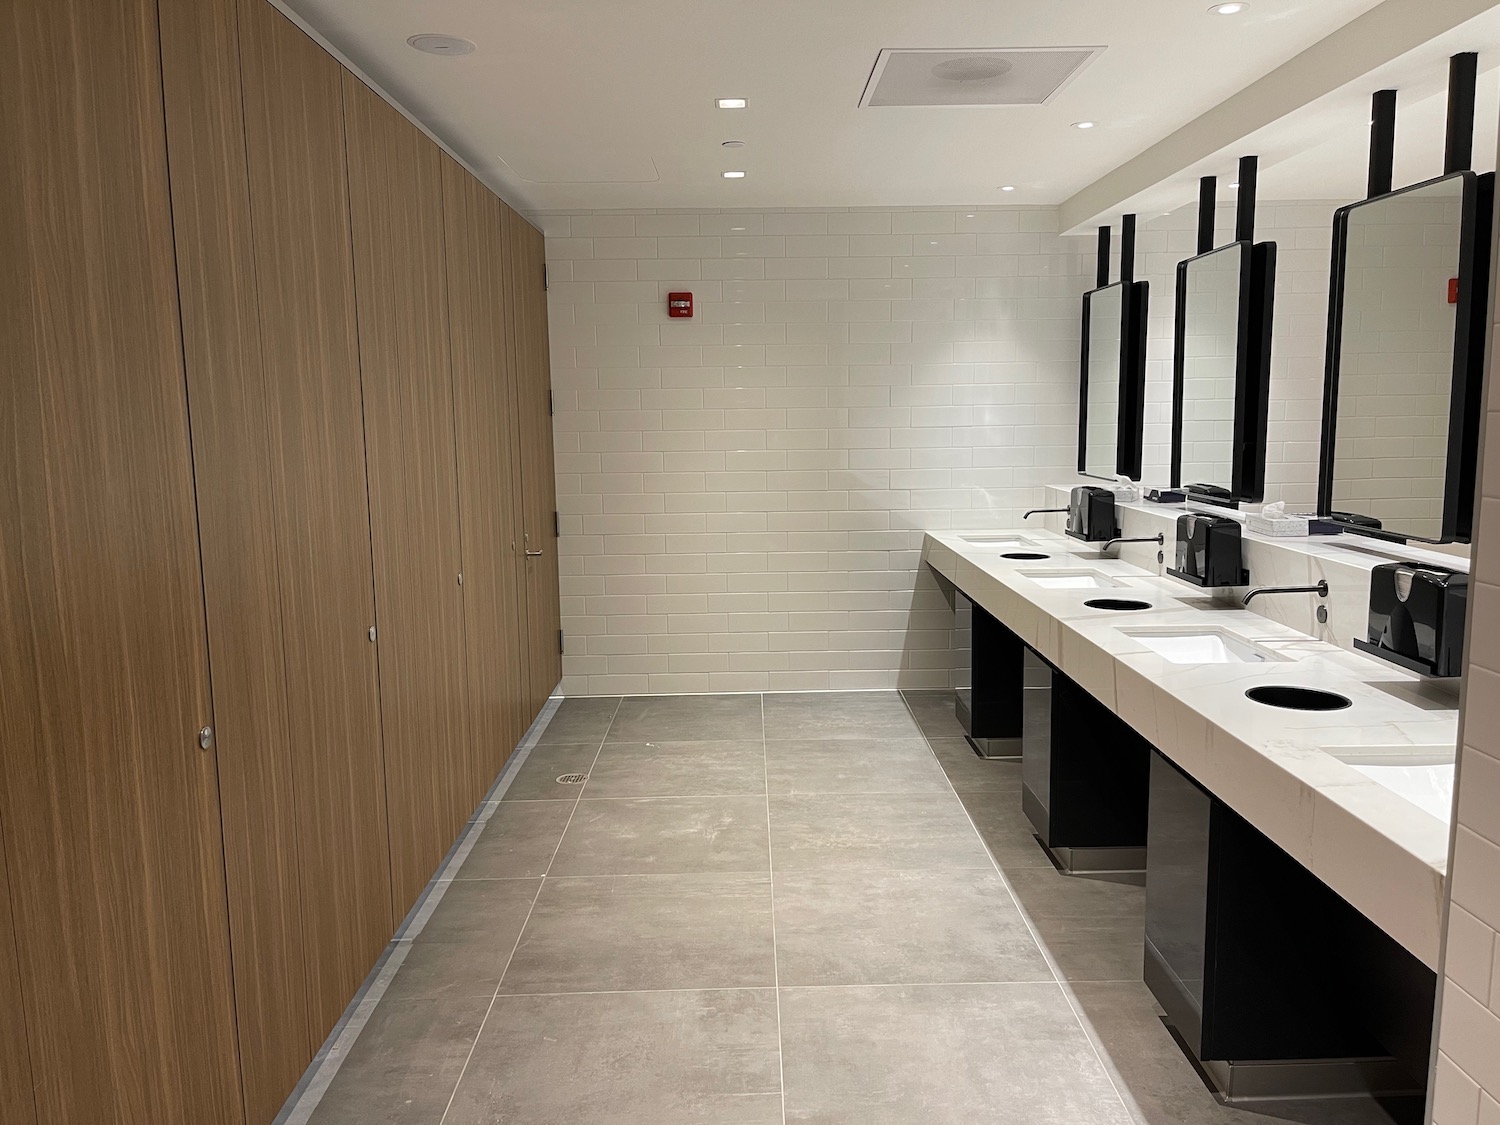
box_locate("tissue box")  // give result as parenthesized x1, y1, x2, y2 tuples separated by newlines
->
(1245, 512, 1309, 537)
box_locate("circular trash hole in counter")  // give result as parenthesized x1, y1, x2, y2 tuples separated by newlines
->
(1244, 686, 1351, 712)
(1001, 552, 1051, 560)
(1083, 598, 1152, 611)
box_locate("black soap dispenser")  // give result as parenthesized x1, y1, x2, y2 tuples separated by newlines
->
(1167, 513, 1249, 588)
(1066, 486, 1120, 543)
(1354, 562, 1468, 677)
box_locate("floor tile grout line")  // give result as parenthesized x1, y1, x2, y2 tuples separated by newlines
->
(762, 692, 789, 1125)
(436, 695, 624, 1125)
(484, 978, 1092, 999)
(895, 688, 1145, 1125)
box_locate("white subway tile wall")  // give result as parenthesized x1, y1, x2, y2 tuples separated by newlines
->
(538, 204, 1345, 696)
(1429, 192, 1500, 1123)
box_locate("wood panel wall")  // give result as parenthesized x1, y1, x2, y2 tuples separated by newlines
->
(342, 75, 475, 920)
(0, 2, 244, 1122)
(0, 1, 560, 1121)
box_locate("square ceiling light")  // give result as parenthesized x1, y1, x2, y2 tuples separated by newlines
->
(860, 47, 1104, 108)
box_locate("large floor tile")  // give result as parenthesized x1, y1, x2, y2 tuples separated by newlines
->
(763, 691, 922, 740)
(1006, 868, 1147, 982)
(928, 736, 1025, 794)
(1069, 981, 1409, 1125)
(770, 793, 991, 871)
(418, 878, 540, 948)
(773, 868, 1051, 986)
(379, 938, 511, 1004)
(607, 693, 764, 742)
(900, 689, 969, 739)
(307, 993, 489, 1125)
(549, 796, 770, 875)
(444, 989, 783, 1125)
(963, 793, 1055, 870)
(779, 982, 1133, 1125)
(536, 696, 620, 745)
(500, 742, 598, 801)
(764, 737, 952, 795)
(458, 801, 574, 878)
(501, 873, 775, 993)
(584, 739, 766, 797)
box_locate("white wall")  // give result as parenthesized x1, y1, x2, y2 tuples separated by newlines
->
(539, 202, 1345, 697)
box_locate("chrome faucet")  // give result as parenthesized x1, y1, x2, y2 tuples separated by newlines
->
(1101, 533, 1164, 554)
(1024, 507, 1068, 520)
(1242, 579, 1328, 606)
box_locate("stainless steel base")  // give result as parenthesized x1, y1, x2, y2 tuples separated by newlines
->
(1203, 1056, 1420, 1104)
(1040, 842, 1147, 874)
(966, 735, 1021, 761)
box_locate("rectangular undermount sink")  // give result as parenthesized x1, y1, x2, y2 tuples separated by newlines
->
(1323, 746, 1457, 822)
(1018, 568, 1126, 590)
(1119, 626, 1284, 665)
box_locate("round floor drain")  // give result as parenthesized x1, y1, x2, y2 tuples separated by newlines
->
(556, 773, 588, 785)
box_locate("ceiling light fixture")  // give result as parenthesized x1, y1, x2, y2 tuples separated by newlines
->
(716, 98, 748, 109)
(407, 33, 475, 55)
(722, 170, 746, 179)
(1072, 120, 1096, 130)
(1000, 185, 1016, 192)
(722, 140, 746, 148)
(1210, 2, 1247, 12)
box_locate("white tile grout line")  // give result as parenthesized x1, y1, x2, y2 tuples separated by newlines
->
(276, 693, 567, 1125)
(436, 695, 623, 1125)
(762, 692, 789, 1125)
(894, 689, 1148, 1125)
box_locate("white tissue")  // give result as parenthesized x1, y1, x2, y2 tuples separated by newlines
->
(1259, 501, 1289, 519)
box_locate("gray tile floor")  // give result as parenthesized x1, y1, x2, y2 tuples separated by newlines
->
(300, 690, 1403, 1125)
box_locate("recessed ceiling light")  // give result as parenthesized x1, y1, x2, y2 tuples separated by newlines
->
(1072, 120, 1096, 130)
(1210, 2, 1246, 12)
(1000, 185, 1016, 192)
(722, 140, 746, 148)
(406, 33, 475, 55)
(716, 98, 748, 109)
(722, 170, 746, 179)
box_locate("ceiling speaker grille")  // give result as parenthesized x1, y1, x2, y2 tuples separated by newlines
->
(861, 47, 1103, 108)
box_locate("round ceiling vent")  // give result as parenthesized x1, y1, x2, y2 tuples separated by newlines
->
(931, 56, 1013, 83)
(407, 34, 476, 56)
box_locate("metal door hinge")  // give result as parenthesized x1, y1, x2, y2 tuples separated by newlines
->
(543, 263, 548, 291)
(548, 390, 554, 416)
(559, 629, 565, 655)
(198, 726, 214, 751)
(457, 572, 464, 586)
(368, 625, 377, 642)
(553, 511, 560, 537)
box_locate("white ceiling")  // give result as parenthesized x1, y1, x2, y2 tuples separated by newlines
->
(1113, 6, 1500, 222)
(279, 0, 1390, 212)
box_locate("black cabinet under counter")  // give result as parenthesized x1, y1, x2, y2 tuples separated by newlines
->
(954, 592, 1026, 758)
(1145, 750, 1433, 1116)
(1021, 651, 1152, 873)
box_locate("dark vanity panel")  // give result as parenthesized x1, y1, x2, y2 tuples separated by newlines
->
(954, 594, 1026, 749)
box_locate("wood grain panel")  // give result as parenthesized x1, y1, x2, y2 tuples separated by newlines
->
(237, 0, 395, 1056)
(512, 213, 565, 715)
(0, 1, 243, 1121)
(442, 157, 530, 787)
(342, 74, 472, 918)
(0, 814, 37, 1125)
(157, 0, 310, 1118)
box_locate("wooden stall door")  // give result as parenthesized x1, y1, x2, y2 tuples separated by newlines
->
(237, 0, 395, 1058)
(0, 1, 243, 1121)
(0, 819, 35, 1125)
(343, 75, 473, 918)
(442, 158, 531, 787)
(511, 212, 565, 714)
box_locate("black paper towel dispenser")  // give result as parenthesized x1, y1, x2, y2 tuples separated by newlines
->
(1353, 562, 1468, 677)
(1066, 486, 1120, 543)
(1167, 513, 1248, 588)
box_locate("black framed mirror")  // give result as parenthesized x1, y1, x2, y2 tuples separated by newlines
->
(1078, 219, 1149, 480)
(1318, 170, 1494, 544)
(1171, 164, 1276, 505)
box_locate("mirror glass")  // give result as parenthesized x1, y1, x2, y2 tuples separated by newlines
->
(1082, 284, 1123, 478)
(1176, 245, 1242, 488)
(1326, 175, 1468, 541)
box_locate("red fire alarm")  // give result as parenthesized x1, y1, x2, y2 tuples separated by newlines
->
(668, 291, 694, 318)
(1449, 277, 1460, 305)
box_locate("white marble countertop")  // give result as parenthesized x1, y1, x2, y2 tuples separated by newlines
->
(924, 527, 1459, 969)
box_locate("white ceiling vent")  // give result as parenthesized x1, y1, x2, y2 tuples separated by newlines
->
(860, 47, 1104, 108)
